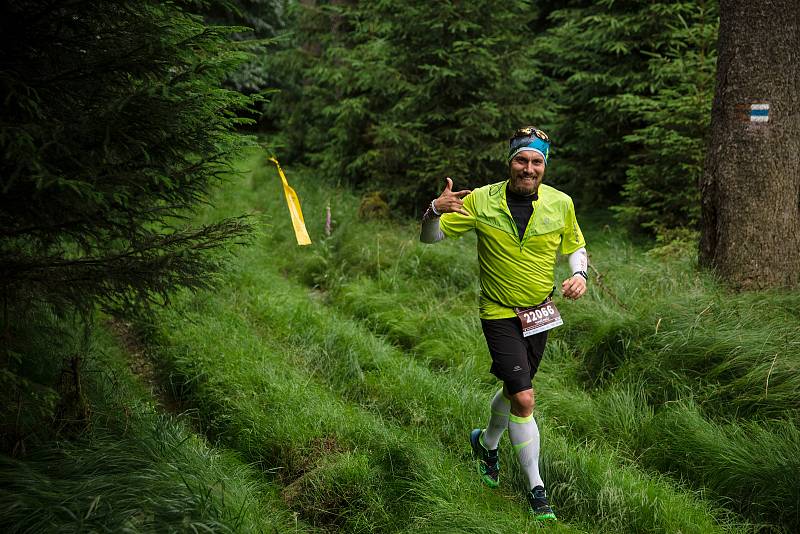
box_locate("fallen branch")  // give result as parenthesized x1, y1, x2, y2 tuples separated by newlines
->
(589, 260, 630, 312)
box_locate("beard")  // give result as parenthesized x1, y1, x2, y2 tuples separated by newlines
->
(509, 174, 540, 196)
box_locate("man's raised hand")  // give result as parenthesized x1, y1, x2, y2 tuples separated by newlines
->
(433, 177, 471, 216)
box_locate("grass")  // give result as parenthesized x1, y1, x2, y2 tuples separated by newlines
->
(228, 149, 798, 530)
(133, 149, 770, 532)
(0, 311, 321, 533)
(147, 287, 565, 533)
(5, 146, 798, 532)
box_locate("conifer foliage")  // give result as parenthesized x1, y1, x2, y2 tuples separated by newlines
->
(274, 0, 719, 236)
(534, 0, 718, 234)
(274, 0, 552, 212)
(199, 0, 290, 94)
(0, 1, 258, 318)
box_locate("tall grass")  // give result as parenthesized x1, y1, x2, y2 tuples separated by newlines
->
(195, 149, 799, 531)
(147, 289, 562, 533)
(12, 149, 795, 532)
(0, 309, 320, 533)
(270, 154, 800, 530)
(127, 149, 755, 532)
(0, 417, 314, 533)
(145, 260, 734, 532)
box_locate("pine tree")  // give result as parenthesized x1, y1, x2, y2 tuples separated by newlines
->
(199, 0, 290, 94)
(273, 0, 551, 212)
(0, 1, 258, 316)
(0, 0, 259, 433)
(534, 0, 718, 235)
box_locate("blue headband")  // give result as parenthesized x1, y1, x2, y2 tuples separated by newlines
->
(508, 136, 550, 165)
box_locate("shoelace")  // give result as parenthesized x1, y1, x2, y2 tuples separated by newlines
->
(483, 454, 499, 476)
(529, 489, 551, 510)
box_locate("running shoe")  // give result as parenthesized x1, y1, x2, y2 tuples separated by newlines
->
(527, 485, 557, 521)
(469, 428, 499, 488)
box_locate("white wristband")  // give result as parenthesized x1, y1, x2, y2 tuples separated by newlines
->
(430, 199, 441, 216)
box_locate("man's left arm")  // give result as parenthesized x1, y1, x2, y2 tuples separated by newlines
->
(561, 247, 587, 300)
(560, 198, 587, 300)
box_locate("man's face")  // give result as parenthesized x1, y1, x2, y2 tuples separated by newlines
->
(508, 150, 546, 196)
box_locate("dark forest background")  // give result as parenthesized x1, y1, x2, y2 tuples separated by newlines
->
(261, 0, 717, 239)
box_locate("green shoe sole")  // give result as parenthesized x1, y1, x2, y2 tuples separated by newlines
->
(469, 428, 499, 488)
(531, 510, 557, 522)
(477, 465, 500, 488)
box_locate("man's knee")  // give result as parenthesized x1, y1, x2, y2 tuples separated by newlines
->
(508, 388, 535, 417)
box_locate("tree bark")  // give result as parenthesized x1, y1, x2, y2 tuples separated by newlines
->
(699, 0, 800, 289)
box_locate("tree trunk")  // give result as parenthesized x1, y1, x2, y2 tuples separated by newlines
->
(699, 0, 800, 289)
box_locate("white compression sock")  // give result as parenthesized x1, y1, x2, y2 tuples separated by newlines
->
(480, 388, 510, 450)
(508, 413, 544, 489)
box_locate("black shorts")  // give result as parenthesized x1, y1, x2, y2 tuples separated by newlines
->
(480, 317, 548, 395)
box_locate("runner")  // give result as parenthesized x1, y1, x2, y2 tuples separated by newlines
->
(419, 126, 588, 521)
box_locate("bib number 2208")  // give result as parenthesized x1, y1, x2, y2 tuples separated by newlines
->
(514, 300, 563, 337)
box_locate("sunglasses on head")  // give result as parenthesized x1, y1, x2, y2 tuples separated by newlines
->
(512, 127, 550, 142)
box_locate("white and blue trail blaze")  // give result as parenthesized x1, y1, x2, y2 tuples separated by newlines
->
(750, 103, 770, 123)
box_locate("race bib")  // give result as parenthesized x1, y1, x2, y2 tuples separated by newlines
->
(514, 300, 563, 337)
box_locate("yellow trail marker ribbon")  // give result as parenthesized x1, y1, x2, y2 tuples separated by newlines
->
(269, 157, 311, 246)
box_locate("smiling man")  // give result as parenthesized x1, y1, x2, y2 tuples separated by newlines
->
(419, 126, 588, 521)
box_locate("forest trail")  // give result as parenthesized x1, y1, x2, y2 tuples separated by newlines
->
(126, 151, 797, 533)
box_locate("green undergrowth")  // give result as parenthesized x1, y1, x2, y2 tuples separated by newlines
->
(145, 292, 574, 532)
(254, 152, 797, 529)
(224, 149, 800, 530)
(12, 148, 787, 532)
(126, 148, 770, 533)
(0, 314, 319, 533)
(10, 150, 796, 531)
(142, 237, 732, 533)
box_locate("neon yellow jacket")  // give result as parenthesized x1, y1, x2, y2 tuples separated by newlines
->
(440, 180, 585, 319)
